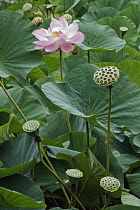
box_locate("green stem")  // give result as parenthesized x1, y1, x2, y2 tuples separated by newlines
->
(87, 51, 90, 63)
(63, 0, 66, 14)
(77, 176, 90, 199)
(0, 80, 27, 122)
(37, 143, 86, 210)
(108, 0, 112, 6)
(86, 121, 90, 149)
(65, 111, 72, 132)
(3, 0, 7, 8)
(60, 49, 63, 81)
(38, 6, 47, 17)
(122, 48, 124, 61)
(37, 143, 71, 206)
(106, 85, 112, 176)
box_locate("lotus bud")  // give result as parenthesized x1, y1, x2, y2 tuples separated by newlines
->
(22, 3, 32, 12)
(66, 169, 83, 178)
(23, 120, 40, 137)
(32, 17, 43, 26)
(63, 14, 73, 21)
(93, 66, 119, 87)
(120, 27, 128, 38)
(100, 176, 120, 192)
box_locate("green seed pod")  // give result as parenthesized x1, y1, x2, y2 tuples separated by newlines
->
(100, 176, 120, 192)
(22, 3, 32, 12)
(66, 169, 83, 178)
(23, 120, 40, 137)
(93, 66, 119, 87)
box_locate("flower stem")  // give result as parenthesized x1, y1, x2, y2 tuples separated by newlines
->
(106, 85, 112, 176)
(37, 142, 71, 206)
(37, 143, 86, 210)
(86, 121, 90, 149)
(63, 0, 66, 14)
(65, 111, 72, 132)
(60, 49, 63, 81)
(0, 80, 27, 122)
(87, 50, 90, 63)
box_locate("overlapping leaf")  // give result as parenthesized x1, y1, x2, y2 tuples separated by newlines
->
(0, 134, 39, 178)
(42, 63, 140, 134)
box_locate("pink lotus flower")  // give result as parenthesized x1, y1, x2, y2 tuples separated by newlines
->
(32, 16, 85, 53)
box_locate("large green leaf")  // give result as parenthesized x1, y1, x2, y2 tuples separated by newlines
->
(105, 205, 140, 209)
(121, 192, 140, 207)
(57, 0, 80, 13)
(0, 134, 39, 178)
(82, 7, 120, 21)
(98, 16, 138, 46)
(42, 63, 140, 134)
(120, 4, 140, 28)
(0, 85, 55, 123)
(78, 21, 126, 52)
(0, 208, 44, 210)
(34, 160, 68, 193)
(88, 0, 129, 12)
(0, 186, 46, 208)
(117, 154, 140, 173)
(56, 151, 106, 206)
(118, 60, 140, 88)
(0, 174, 45, 203)
(91, 138, 124, 187)
(54, 131, 96, 152)
(0, 11, 42, 84)
(127, 173, 140, 197)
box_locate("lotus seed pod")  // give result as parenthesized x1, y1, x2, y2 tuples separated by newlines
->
(32, 17, 43, 26)
(66, 169, 83, 178)
(22, 3, 32, 12)
(93, 66, 119, 87)
(23, 120, 40, 133)
(63, 14, 73, 21)
(100, 176, 120, 192)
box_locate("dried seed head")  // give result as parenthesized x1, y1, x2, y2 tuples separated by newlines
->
(63, 14, 73, 21)
(66, 169, 83, 178)
(32, 17, 43, 26)
(23, 120, 40, 132)
(100, 176, 120, 192)
(22, 3, 32, 12)
(93, 66, 119, 87)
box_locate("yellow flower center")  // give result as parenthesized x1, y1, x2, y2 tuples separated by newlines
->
(52, 32, 60, 37)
